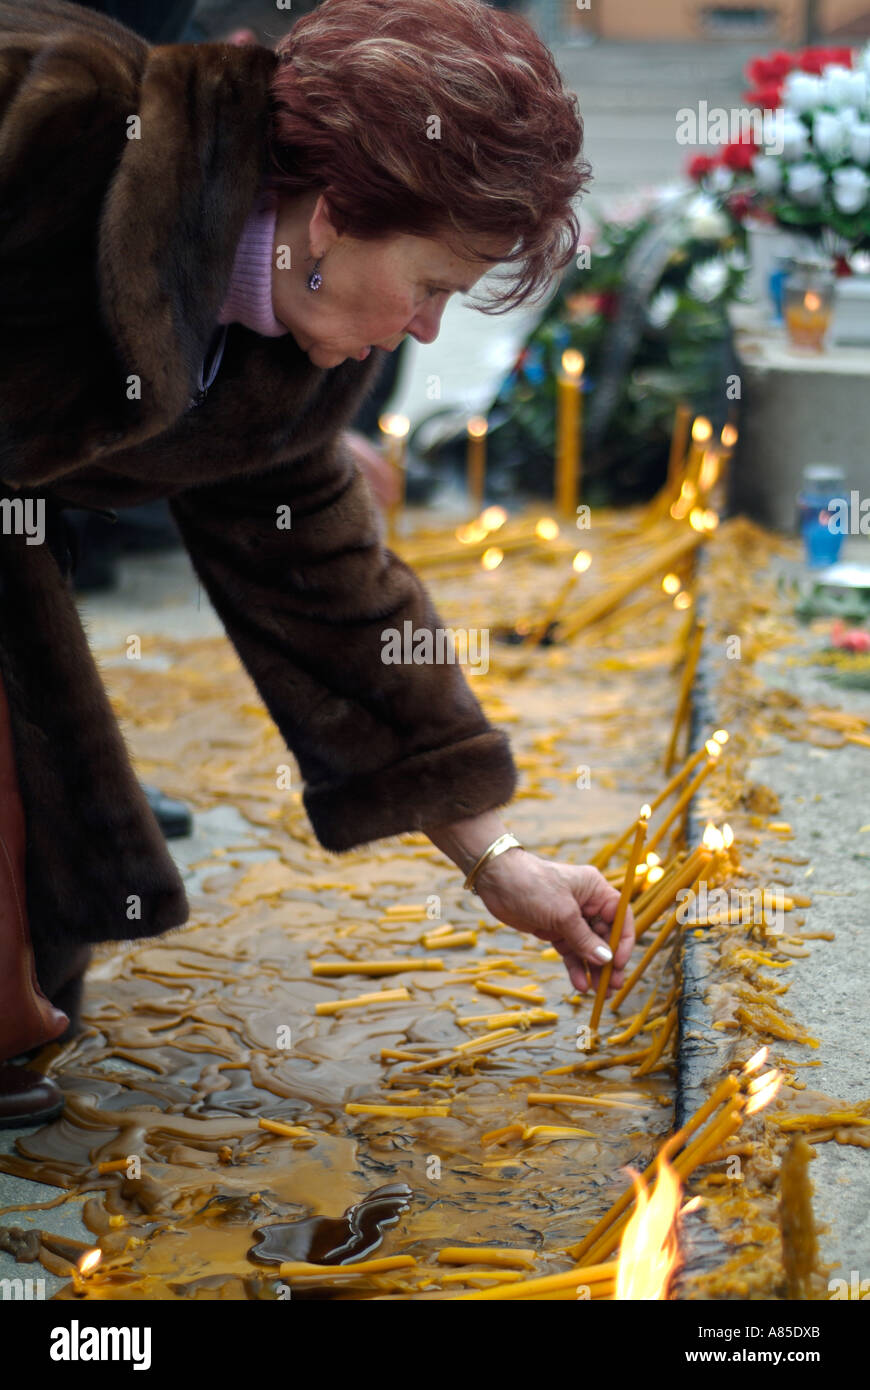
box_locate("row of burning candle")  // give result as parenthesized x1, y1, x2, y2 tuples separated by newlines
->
(379, 380, 738, 535)
(456, 1047, 782, 1299)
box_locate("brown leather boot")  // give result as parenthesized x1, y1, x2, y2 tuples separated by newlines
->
(0, 666, 68, 1124)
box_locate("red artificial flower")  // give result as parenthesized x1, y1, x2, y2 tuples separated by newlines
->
(831, 620, 870, 653)
(687, 153, 718, 182)
(797, 45, 853, 74)
(727, 191, 754, 222)
(768, 51, 797, 79)
(722, 138, 757, 171)
(743, 83, 784, 111)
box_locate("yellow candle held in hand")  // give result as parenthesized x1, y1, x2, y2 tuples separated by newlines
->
(555, 349, 584, 518)
(379, 412, 410, 544)
(590, 806, 650, 1032)
(466, 415, 488, 513)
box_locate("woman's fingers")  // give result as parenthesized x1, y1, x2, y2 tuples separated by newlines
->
(564, 865, 635, 970)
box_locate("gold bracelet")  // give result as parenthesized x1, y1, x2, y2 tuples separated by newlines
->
(462, 832, 524, 895)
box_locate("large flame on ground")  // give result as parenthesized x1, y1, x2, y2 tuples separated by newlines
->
(615, 1156, 682, 1300)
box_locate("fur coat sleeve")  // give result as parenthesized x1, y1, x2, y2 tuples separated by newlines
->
(170, 440, 516, 852)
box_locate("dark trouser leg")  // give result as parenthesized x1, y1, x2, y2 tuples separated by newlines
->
(0, 668, 69, 1063)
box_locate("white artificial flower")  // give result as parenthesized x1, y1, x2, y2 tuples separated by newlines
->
(822, 65, 868, 109)
(780, 116, 810, 160)
(752, 153, 782, 193)
(725, 247, 750, 273)
(850, 122, 870, 165)
(708, 164, 734, 193)
(684, 193, 730, 240)
(687, 259, 729, 303)
(787, 161, 827, 205)
(813, 111, 849, 159)
(783, 71, 824, 113)
(832, 165, 869, 214)
(647, 287, 679, 328)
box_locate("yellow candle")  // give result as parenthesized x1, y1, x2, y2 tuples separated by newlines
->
(311, 958, 444, 976)
(456, 1261, 616, 1300)
(675, 1098, 746, 1177)
(667, 402, 691, 493)
(524, 549, 592, 646)
(466, 415, 488, 513)
(555, 349, 584, 517)
(590, 807, 650, 1032)
(685, 416, 712, 489)
(645, 751, 719, 856)
(631, 845, 711, 936)
(610, 862, 709, 1013)
(663, 619, 706, 773)
(378, 412, 410, 544)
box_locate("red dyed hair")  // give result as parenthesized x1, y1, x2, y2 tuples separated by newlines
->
(266, 0, 590, 313)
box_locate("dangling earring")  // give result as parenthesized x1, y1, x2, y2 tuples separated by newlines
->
(307, 257, 323, 292)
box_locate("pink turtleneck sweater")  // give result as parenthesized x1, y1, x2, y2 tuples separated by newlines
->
(190, 186, 289, 405)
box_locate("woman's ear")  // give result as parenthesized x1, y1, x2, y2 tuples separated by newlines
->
(308, 194, 341, 257)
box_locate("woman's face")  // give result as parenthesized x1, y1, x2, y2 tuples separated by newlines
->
(272, 192, 512, 370)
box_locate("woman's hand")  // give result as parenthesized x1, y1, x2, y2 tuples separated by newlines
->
(474, 848, 634, 996)
(344, 429, 400, 511)
(425, 812, 634, 996)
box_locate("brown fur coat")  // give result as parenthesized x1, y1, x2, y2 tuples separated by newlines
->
(0, 0, 516, 1003)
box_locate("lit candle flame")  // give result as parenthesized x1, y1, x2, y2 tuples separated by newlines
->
(673, 591, 692, 610)
(662, 573, 681, 595)
(680, 1196, 703, 1216)
(722, 823, 734, 848)
(378, 412, 410, 439)
(646, 865, 665, 885)
(704, 739, 721, 758)
(572, 550, 592, 574)
(691, 417, 713, 443)
(481, 546, 504, 571)
(713, 729, 729, 745)
(467, 415, 488, 440)
(561, 349, 585, 378)
(77, 1249, 102, 1277)
(689, 507, 706, 532)
(640, 804, 652, 821)
(455, 520, 489, 544)
(746, 1068, 779, 1095)
(535, 517, 560, 541)
(804, 291, 821, 313)
(615, 1157, 682, 1300)
(479, 505, 507, 532)
(720, 424, 738, 449)
(745, 1072, 783, 1115)
(741, 1046, 769, 1076)
(702, 822, 725, 852)
(702, 508, 719, 531)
